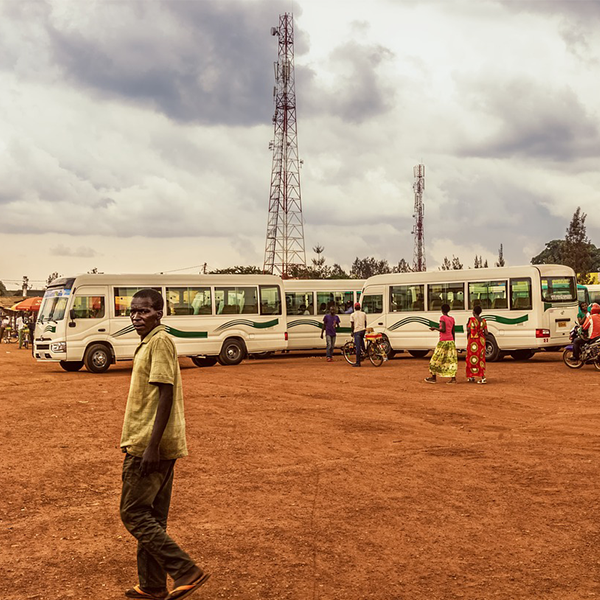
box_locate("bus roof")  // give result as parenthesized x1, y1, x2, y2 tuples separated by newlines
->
(363, 264, 576, 287)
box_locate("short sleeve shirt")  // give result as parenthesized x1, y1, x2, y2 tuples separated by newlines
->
(120, 325, 188, 459)
(322, 313, 340, 336)
(351, 310, 367, 333)
(439, 315, 455, 341)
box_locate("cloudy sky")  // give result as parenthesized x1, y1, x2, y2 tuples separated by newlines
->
(1, 0, 600, 289)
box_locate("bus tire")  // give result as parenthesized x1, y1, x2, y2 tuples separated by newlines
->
(510, 349, 534, 361)
(485, 335, 501, 362)
(191, 356, 218, 368)
(218, 338, 246, 366)
(60, 360, 84, 372)
(84, 343, 112, 373)
(408, 350, 429, 359)
(380, 334, 395, 359)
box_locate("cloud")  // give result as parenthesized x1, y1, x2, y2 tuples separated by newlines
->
(454, 76, 600, 162)
(0, 0, 301, 126)
(50, 244, 97, 258)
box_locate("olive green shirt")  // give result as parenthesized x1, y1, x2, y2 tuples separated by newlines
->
(120, 325, 188, 459)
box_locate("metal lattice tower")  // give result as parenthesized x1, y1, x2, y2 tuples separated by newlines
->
(412, 164, 426, 272)
(263, 13, 306, 277)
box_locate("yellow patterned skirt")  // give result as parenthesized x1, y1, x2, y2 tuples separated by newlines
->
(429, 340, 458, 377)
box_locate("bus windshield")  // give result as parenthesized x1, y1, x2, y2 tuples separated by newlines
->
(39, 288, 72, 322)
(541, 277, 577, 302)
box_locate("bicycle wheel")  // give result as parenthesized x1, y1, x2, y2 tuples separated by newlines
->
(342, 340, 357, 365)
(368, 340, 386, 367)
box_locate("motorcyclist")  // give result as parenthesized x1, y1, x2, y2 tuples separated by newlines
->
(573, 303, 600, 361)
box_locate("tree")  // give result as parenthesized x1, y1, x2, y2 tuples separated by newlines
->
(0, 280, 7, 297)
(563, 207, 593, 283)
(393, 259, 413, 273)
(474, 255, 483, 268)
(46, 272, 60, 286)
(209, 266, 263, 274)
(350, 257, 392, 279)
(495, 244, 505, 267)
(329, 263, 349, 279)
(440, 256, 463, 270)
(440, 256, 452, 271)
(451, 256, 463, 270)
(531, 239, 565, 265)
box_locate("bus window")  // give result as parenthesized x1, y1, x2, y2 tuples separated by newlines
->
(72, 296, 105, 319)
(577, 285, 590, 306)
(427, 283, 464, 311)
(215, 287, 258, 314)
(390, 284, 424, 312)
(166, 288, 211, 316)
(114, 287, 162, 317)
(285, 292, 314, 315)
(468, 281, 507, 310)
(540, 277, 576, 302)
(510, 278, 532, 310)
(362, 294, 383, 314)
(260, 286, 282, 315)
(316, 291, 353, 314)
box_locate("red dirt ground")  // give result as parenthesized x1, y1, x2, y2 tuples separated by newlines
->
(2, 347, 600, 600)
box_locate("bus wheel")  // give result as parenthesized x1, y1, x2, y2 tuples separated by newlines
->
(218, 339, 246, 366)
(191, 356, 217, 368)
(511, 349, 534, 361)
(408, 350, 429, 359)
(84, 343, 111, 373)
(380, 335, 395, 359)
(60, 360, 84, 372)
(485, 336, 500, 362)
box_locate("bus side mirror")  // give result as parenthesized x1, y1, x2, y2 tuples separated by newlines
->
(69, 309, 77, 327)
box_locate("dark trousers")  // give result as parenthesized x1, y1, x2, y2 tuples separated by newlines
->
(573, 337, 588, 360)
(354, 330, 366, 364)
(120, 454, 195, 593)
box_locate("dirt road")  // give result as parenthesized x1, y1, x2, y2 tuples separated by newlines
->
(1, 347, 599, 600)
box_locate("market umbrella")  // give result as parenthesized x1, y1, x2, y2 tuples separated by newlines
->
(10, 297, 43, 312)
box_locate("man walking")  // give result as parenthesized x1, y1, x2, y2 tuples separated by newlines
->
(321, 305, 340, 362)
(16, 314, 26, 349)
(350, 302, 367, 367)
(120, 289, 209, 600)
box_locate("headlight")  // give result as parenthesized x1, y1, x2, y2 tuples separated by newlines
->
(50, 342, 67, 353)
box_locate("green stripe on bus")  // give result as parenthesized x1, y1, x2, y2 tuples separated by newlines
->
(389, 317, 464, 334)
(483, 314, 528, 325)
(164, 326, 208, 339)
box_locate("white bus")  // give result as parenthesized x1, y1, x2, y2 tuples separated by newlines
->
(34, 273, 287, 372)
(283, 279, 364, 351)
(359, 265, 578, 361)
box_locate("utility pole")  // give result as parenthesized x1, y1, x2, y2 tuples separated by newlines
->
(412, 164, 426, 272)
(263, 13, 306, 277)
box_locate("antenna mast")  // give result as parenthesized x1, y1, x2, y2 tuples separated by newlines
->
(263, 13, 306, 277)
(412, 164, 426, 272)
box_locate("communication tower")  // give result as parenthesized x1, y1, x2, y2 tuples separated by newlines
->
(412, 164, 426, 272)
(263, 13, 306, 277)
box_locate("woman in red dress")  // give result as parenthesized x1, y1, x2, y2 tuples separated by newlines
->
(466, 305, 487, 384)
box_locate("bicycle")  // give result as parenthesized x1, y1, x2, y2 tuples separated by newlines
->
(342, 330, 388, 367)
(3, 326, 16, 344)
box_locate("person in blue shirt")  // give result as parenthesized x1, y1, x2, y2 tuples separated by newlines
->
(321, 305, 341, 362)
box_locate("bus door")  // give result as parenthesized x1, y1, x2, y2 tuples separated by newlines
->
(67, 286, 110, 360)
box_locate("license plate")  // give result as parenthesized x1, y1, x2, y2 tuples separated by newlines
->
(557, 321, 567, 328)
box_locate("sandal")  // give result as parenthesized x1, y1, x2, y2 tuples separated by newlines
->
(477, 378, 487, 385)
(467, 377, 475, 383)
(125, 585, 168, 599)
(424, 376, 436, 384)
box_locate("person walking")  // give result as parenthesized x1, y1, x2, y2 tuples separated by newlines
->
(120, 289, 210, 600)
(350, 302, 367, 367)
(321, 305, 340, 362)
(466, 305, 487, 384)
(425, 303, 457, 384)
(0, 314, 8, 343)
(16, 314, 26, 349)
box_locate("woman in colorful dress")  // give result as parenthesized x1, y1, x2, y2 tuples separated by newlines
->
(466, 304, 487, 384)
(425, 303, 457, 384)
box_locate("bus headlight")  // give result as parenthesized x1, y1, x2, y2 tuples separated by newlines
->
(50, 342, 67, 353)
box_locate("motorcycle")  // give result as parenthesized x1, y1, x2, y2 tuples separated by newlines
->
(563, 325, 600, 370)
